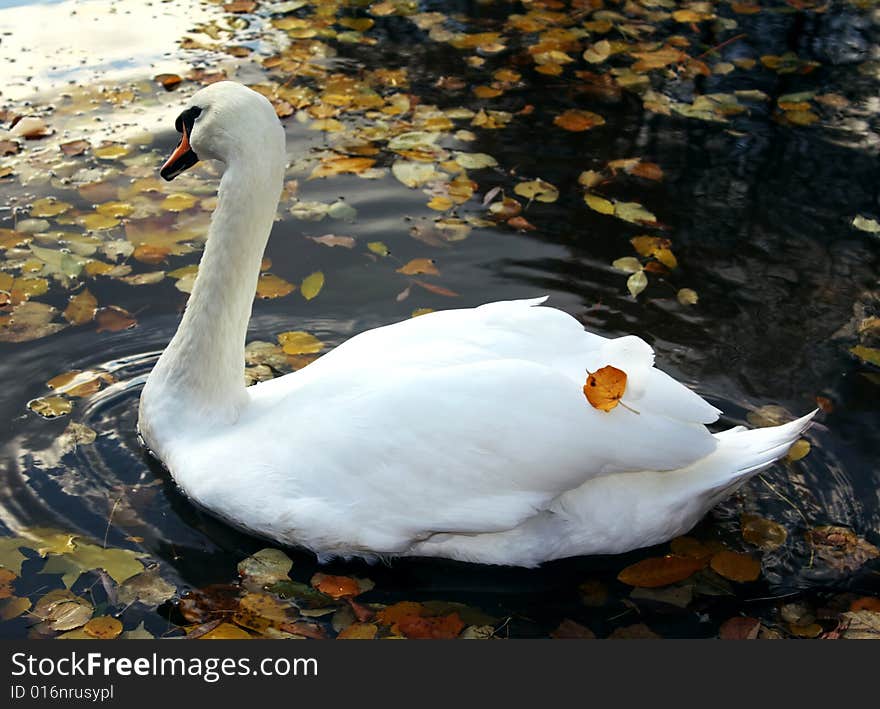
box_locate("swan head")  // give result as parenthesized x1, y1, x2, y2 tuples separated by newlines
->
(160, 81, 284, 180)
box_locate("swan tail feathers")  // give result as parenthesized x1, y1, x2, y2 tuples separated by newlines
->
(696, 409, 818, 495)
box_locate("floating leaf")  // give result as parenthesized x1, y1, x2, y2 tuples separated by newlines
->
(583, 365, 628, 412)
(454, 152, 498, 169)
(367, 241, 390, 257)
(63, 289, 98, 325)
(741, 514, 788, 551)
(0, 301, 66, 342)
(807, 526, 880, 573)
(337, 622, 378, 639)
(30, 197, 71, 218)
(300, 271, 325, 300)
(710, 551, 761, 582)
(277, 331, 323, 355)
(162, 193, 198, 212)
(11, 116, 51, 139)
(28, 396, 72, 419)
(851, 345, 880, 367)
(256, 274, 296, 299)
(83, 616, 123, 640)
(617, 555, 704, 588)
(309, 234, 355, 249)
(627, 270, 648, 297)
(852, 215, 880, 233)
(117, 567, 176, 607)
(0, 596, 31, 621)
(677, 288, 699, 305)
(786, 439, 811, 461)
(615, 201, 657, 225)
(719, 617, 761, 640)
(583, 40, 611, 64)
(198, 623, 253, 639)
(392, 160, 442, 188)
(94, 143, 130, 160)
(514, 179, 559, 203)
(96, 306, 137, 333)
(34, 590, 93, 631)
(584, 193, 614, 215)
(554, 109, 605, 132)
(310, 156, 376, 179)
(397, 258, 439, 276)
(237, 549, 293, 586)
(413, 279, 459, 297)
(155, 73, 183, 90)
(612, 257, 642, 274)
(311, 573, 361, 599)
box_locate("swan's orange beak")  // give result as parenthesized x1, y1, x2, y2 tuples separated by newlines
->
(160, 123, 199, 181)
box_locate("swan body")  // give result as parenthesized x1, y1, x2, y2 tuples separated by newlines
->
(139, 82, 814, 567)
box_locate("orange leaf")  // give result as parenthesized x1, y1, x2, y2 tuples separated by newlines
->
(310, 573, 360, 599)
(413, 279, 459, 297)
(507, 216, 536, 231)
(553, 109, 605, 132)
(133, 244, 171, 265)
(63, 289, 98, 325)
(397, 258, 439, 276)
(583, 365, 627, 412)
(375, 601, 425, 627)
(396, 612, 465, 639)
(850, 597, 880, 612)
(630, 161, 664, 181)
(617, 555, 704, 588)
(710, 551, 761, 582)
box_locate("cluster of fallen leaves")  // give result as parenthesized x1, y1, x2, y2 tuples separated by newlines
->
(2, 509, 877, 640)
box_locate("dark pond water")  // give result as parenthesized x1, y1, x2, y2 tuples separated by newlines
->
(0, 0, 878, 639)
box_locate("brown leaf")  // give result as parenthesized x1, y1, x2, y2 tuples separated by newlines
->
(308, 234, 356, 249)
(583, 365, 627, 412)
(617, 555, 704, 588)
(807, 526, 880, 573)
(337, 622, 378, 639)
(608, 623, 661, 639)
(376, 601, 425, 627)
(741, 513, 788, 551)
(0, 139, 20, 155)
(507, 216, 537, 231)
(551, 619, 596, 639)
(95, 306, 137, 333)
(83, 616, 123, 640)
(63, 290, 98, 325)
(710, 551, 761, 583)
(719, 616, 761, 640)
(60, 139, 90, 156)
(224, 1, 257, 12)
(553, 109, 605, 132)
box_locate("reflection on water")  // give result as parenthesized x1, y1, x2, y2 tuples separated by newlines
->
(0, 0, 878, 638)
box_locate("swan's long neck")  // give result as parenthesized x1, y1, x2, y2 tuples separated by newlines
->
(142, 150, 284, 429)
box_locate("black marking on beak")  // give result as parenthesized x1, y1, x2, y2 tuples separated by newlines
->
(160, 106, 202, 181)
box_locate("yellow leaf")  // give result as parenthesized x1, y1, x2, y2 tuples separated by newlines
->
(78, 213, 119, 231)
(277, 331, 323, 355)
(786, 439, 811, 462)
(851, 345, 880, 367)
(309, 156, 376, 179)
(427, 196, 453, 211)
(677, 288, 698, 305)
(367, 241, 390, 257)
(615, 201, 657, 225)
(583, 40, 611, 64)
(162, 193, 198, 212)
(93, 144, 130, 160)
(63, 290, 98, 325)
(513, 179, 559, 203)
(411, 308, 433, 318)
(300, 271, 325, 300)
(583, 365, 627, 412)
(256, 274, 295, 299)
(337, 622, 378, 639)
(28, 396, 72, 418)
(397, 258, 439, 276)
(584, 193, 614, 215)
(30, 198, 71, 218)
(627, 270, 648, 297)
(198, 623, 253, 640)
(95, 201, 134, 218)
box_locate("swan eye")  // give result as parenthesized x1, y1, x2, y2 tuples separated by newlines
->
(174, 106, 203, 134)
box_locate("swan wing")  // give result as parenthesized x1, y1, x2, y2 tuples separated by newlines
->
(236, 299, 722, 546)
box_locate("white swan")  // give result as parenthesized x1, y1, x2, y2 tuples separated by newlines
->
(138, 82, 815, 567)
